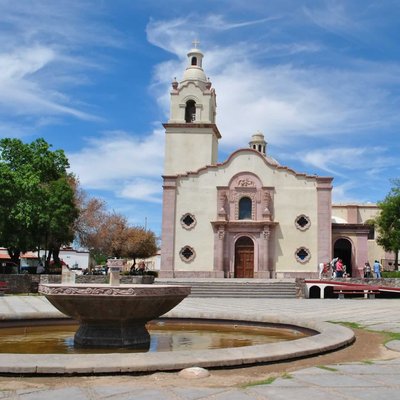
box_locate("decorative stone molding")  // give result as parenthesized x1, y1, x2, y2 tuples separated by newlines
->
(218, 225, 225, 239)
(295, 247, 311, 264)
(295, 214, 311, 231)
(262, 226, 270, 239)
(180, 213, 197, 230)
(38, 284, 189, 297)
(234, 192, 256, 220)
(179, 246, 196, 262)
(237, 178, 255, 187)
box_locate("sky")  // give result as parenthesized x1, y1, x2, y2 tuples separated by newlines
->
(1, 0, 399, 236)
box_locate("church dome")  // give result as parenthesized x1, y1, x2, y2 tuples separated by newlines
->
(251, 132, 265, 142)
(249, 131, 267, 156)
(182, 45, 207, 82)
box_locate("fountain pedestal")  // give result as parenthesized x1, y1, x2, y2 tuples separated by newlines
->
(39, 283, 191, 349)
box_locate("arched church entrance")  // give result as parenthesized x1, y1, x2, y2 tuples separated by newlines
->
(333, 238, 352, 276)
(234, 236, 254, 278)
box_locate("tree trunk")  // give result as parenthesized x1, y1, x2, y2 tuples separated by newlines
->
(52, 247, 61, 265)
(7, 248, 20, 273)
(46, 249, 53, 268)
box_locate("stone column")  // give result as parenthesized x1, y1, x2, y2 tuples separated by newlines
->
(317, 178, 333, 265)
(160, 177, 177, 277)
(213, 224, 226, 278)
(257, 226, 270, 278)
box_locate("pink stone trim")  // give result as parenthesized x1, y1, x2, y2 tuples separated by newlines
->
(317, 179, 333, 264)
(160, 178, 177, 273)
(163, 148, 334, 181)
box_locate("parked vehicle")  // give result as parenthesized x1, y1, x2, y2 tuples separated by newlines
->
(0, 261, 18, 274)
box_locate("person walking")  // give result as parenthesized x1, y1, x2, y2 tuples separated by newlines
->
(373, 260, 382, 278)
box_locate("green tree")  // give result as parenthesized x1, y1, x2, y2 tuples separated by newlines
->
(375, 179, 400, 270)
(0, 138, 78, 269)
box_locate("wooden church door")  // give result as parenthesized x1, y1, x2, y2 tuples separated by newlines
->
(234, 236, 254, 278)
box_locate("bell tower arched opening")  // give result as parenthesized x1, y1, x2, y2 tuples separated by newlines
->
(185, 100, 196, 122)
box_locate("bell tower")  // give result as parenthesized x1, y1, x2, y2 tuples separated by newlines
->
(163, 42, 221, 176)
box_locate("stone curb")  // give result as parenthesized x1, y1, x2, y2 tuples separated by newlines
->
(0, 309, 354, 375)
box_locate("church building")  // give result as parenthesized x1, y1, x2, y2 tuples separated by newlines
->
(160, 45, 389, 279)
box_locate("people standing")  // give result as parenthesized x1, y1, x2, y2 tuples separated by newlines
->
(364, 262, 372, 278)
(373, 260, 382, 278)
(335, 259, 344, 278)
(330, 257, 338, 278)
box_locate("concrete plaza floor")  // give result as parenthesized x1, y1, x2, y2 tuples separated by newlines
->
(1, 296, 400, 399)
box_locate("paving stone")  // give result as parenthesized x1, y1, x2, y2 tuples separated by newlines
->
(209, 389, 266, 400)
(172, 387, 227, 400)
(18, 387, 89, 400)
(92, 385, 136, 398)
(292, 373, 384, 388)
(250, 386, 348, 400)
(337, 387, 400, 399)
(385, 340, 400, 352)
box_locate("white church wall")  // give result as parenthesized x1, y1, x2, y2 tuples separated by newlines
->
(172, 150, 322, 274)
(272, 174, 319, 273)
(174, 173, 217, 271)
(164, 127, 219, 176)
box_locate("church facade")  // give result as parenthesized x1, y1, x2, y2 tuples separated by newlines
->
(160, 45, 389, 279)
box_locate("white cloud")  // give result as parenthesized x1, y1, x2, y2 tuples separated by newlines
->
(119, 178, 162, 204)
(68, 130, 165, 202)
(0, 1, 122, 128)
(332, 181, 361, 203)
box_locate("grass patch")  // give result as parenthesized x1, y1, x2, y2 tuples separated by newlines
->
(382, 271, 400, 278)
(362, 360, 375, 365)
(381, 331, 400, 345)
(328, 321, 365, 330)
(240, 373, 292, 388)
(317, 365, 338, 372)
(331, 321, 400, 346)
(240, 376, 276, 388)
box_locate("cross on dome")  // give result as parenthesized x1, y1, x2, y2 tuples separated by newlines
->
(192, 39, 200, 49)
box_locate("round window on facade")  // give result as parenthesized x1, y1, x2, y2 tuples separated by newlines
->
(295, 247, 311, 263)
(295, 214, 311, 231)
(180, 213, 197, 230)
(179, 246, 196, 262)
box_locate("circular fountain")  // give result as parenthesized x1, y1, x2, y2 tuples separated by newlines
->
(38, 283, 191, 348)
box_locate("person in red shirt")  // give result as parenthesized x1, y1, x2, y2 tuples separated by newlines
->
(335, 259, 344, 278)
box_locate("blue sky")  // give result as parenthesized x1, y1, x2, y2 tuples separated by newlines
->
(1, 0, 399, 236)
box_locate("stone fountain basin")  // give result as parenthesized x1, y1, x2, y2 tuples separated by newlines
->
(38, 283, 191, 348)
(39, 283, 191, 322)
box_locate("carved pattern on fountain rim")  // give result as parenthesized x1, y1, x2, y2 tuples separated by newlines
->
(38, 285, 191, 297)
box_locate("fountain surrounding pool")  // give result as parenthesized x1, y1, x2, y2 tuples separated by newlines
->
(0, 319, 308, 354)
(0, 304, 355, 375)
